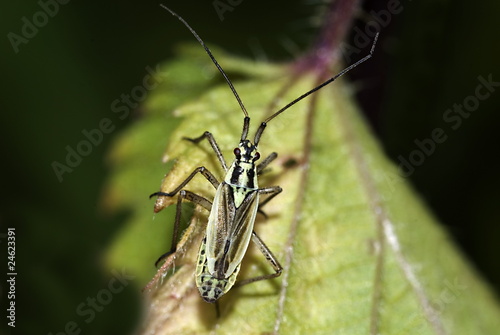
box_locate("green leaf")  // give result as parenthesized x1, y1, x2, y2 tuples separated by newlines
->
(103, 46, 500, 334)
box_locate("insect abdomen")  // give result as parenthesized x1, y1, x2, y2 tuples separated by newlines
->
(196, 237, 240, 303)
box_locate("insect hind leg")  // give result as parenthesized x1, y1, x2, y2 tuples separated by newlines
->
(235, 231, 283, 287)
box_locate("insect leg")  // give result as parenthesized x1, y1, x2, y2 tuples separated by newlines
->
(154, 189, 212, 267)
(256, 186, 282, 219)
(235, 231, 283, 287)
(257, 152, 278, 175)
(150, 166, 219, 198)
(150, 166, 219, 267)
(184, 131, 228, 171)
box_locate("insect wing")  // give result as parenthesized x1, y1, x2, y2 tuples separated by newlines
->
(206, 182, 259, 278)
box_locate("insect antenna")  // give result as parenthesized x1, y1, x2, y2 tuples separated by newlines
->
(160, 4, 251, 141)
(253, 33, 379, 146)
(161, 4, 378, 147)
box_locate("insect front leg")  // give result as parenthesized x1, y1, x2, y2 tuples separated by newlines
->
(235, 231, 283, 287)
(184, 131, 228, 171)
(257, 152, 278, 175)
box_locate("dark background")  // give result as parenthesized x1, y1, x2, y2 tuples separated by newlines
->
(1, 0, 499, 334)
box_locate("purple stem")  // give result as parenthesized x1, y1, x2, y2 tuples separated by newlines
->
(294, 0, 360, 76)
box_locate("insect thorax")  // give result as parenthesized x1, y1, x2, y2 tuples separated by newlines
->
(225, 139, 260, 191)
(196, 237, 240, 303)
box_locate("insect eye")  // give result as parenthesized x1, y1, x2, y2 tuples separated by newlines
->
(234, 148, 241, 158)
(253, 152, 260, 161)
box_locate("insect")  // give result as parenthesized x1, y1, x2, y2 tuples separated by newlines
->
(151, 4, 378, 304)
